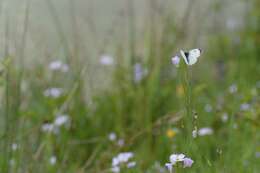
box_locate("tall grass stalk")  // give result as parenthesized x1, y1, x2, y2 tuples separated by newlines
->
(2, 11, 11, 172)
(181, 64, 193, 148)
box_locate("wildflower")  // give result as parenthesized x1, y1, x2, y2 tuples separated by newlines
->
(111, 152, 135, 172)
(165, 163, 173, 173)
(116, 152, 133, 163)
(165, 153, 194, 172)
(170, 154, 185, 164)
(229, 84, 237, 94)
(48, 60, 69, 72)
(11, 143, 18, 151)
(111, 166, 120, 173)
(108, 132, 117, 141)
(171, 56, 180, 67)
(183, 158, 194, 168)
(41, 123, 55, 133)
(198, 127, 213, 136)
(44, 88, 63, 98)
(133, 63, 147, 83)
(100, 54, 114, 66)
(221, 113, 228, 122)
(117, 139, 125, 147)
(204, 104, 213, 113)
(240, 103, 250, 111)
(54, 114, 70, 127)
(49, 156, 57, 165)
(127, 161, 136, 168)
(166, 128, 177, 139)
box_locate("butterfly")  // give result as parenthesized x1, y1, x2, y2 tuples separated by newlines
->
(180, 48, 202, 65)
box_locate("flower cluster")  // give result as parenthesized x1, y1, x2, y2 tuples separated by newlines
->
(108, 132, 125, 147)
(41, 114, 70, 134)
(111, 152, 136, 173)
(48, 60, 69, 72)
(165, 153, 194, 172)
(44, 88, 63, 98)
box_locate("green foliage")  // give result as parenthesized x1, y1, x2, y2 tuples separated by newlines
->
(0, 1, 259, 173)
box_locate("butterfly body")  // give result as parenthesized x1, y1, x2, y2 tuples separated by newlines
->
(180, 49, 202, 65)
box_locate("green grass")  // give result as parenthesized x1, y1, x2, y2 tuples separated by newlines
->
(0, 0, 260, 173)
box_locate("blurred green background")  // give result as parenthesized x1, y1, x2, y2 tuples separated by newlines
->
(0, 0, 259, 172)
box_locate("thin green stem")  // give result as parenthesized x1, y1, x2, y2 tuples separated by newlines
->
(182, 65, 193, 148)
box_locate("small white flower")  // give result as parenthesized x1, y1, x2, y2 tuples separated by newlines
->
(166, 153, 194, 171)
(49, 60, 62, 70)
(165, 163, 173, 173)
(133, 63, 148, 83)
(11, 143, 18, 151)
(111, 152, 135, 172)
(198, 127, 213, 136)
(117, 139, 125, 147)
(54, 114, 70, 127)
(240, 103, 250, 111)
(127, 161, 136, 168)
(49, 60, 69, 72)
(44, 88, 63, 98)
(204, 104, 213, 113)
(49, 156, 57, 165)
(229, 84, 237, 94)
(112, 152, 134, 167)
(111, 166, 120, 173)
(112, 157, 120, 167)
(117, 152, 133, 163)
(170, 154, 185, 164)
(221, 113, 228, 122)
(108, 132, 117, 141)
(100, 54, 114, 66)
(41, 123, 54, 133)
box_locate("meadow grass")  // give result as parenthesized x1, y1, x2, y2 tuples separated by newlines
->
(0, 0, 259, 173)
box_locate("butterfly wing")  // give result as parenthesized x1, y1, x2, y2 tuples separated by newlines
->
(187, 56, 198, 65)
(187, 49, 201, 65)
(180, 50, 189, 65)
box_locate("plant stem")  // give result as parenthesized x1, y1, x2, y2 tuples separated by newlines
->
(182, 65, 193, 146)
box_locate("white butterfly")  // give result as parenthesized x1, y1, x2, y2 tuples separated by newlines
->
(180, 48, 202, 65)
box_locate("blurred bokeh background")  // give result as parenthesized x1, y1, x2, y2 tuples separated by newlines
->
(0, 0, 259, 172)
